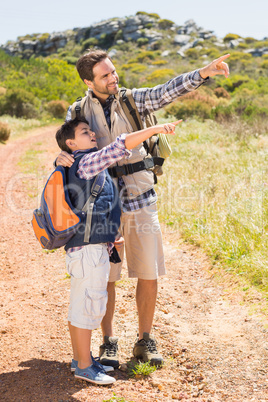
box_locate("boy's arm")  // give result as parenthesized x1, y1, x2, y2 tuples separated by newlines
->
(124, 120, 181, 150)
(77, 121, 182, 180)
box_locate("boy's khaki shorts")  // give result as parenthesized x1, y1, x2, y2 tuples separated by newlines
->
(109, 203, 165, 282)
(66, 243, 110, 330)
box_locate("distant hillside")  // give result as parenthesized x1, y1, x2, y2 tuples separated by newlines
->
(0, 11, 267, 127)
(1, 11, 267, 61)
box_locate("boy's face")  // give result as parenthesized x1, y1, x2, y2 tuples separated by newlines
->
(66, 122, 97, 151)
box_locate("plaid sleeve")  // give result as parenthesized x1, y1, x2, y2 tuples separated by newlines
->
(132, 69, 207, 116)
(76, 134, 131, 180)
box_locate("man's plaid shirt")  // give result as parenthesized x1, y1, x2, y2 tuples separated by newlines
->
(66, 68, 206, 212)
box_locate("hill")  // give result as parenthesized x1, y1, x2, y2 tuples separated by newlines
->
(0, 11, 267, 127)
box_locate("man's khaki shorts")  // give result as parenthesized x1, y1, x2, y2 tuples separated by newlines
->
(109, 203, 165, 281)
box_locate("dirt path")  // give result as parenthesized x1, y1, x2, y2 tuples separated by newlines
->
(0, 126, 268, 402)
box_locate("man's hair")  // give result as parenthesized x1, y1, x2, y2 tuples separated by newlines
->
(55, 117, 89, 153)
(76, 49, 111, 82)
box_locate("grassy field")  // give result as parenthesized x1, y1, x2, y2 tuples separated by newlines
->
(156, 113, 268, 299)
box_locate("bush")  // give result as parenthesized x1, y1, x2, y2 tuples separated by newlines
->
(46, 100, 69, 118)
(137, 37, 149, 47)
(0, 121, 11, 141)
(0, 87, 7, 96)
(261, 60, 268, 69)
(82, 38, 99, 51)
(1, 89, 39, 119)
(244, 37, 256, 44)
(165, 99, 212, 120)
(223, 33, 241, 42)
(158, 19, 174, 29)
(146, 68, 175, 84)
(214, 87, 231, 99)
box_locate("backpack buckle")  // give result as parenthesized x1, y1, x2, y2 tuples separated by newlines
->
(144, 158, 154, 170)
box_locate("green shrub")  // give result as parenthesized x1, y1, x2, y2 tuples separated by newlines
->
(185, 48, 200, 60)
(137, 37, 149, 47)
(165, 99, 212, 120)
(1, 89, 39, 119)
(38, 33, 50, 43)
(244, 37, 256, 44)
(158, 19, 174, 29)
(223, 33, 241, 42)
(151, 60, 168, 65)
(114, 29, 123, 42)
(221, 74, 250, 92)
(0, 121, 11, 141)
(136, 11, 160, 19)
(46, 100, 69, 118)
(148, 13, 160, 19)
(146, 68, 175, 84)
(261, 60, 268, 69)
(129, 51, 156, 63)
(82, 37, 99, 51)
(64, 56, 78, 65)
(204, 48, 221, 59)
(237, 42, 248, 49)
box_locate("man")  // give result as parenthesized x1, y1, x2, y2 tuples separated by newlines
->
(56, 49, 229, 368)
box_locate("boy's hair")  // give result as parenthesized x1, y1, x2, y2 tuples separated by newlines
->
(55, 117, 89, 153)
(76, 49, 112, 82)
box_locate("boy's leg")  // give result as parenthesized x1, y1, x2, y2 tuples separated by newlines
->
(68, 322, 92, 369)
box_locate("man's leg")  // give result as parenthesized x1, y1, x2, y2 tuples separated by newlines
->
(136, 278, 157, 339)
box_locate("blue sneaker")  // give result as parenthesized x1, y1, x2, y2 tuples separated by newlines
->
(71, 357, 114, 373)
(74, 364, 116, 385)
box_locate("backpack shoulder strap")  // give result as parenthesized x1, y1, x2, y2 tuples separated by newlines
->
(70, 95, 88, 120)
(82, 171, 106, 243)
(119, 88, 143, 132)
(119, 88, 151, 153)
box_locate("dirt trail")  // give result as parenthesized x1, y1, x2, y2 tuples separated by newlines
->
(0, 126, 267, 402)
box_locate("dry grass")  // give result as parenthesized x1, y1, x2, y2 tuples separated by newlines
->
(157, 114, 268, 296)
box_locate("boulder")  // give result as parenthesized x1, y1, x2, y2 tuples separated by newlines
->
(174, 34, 191, 46)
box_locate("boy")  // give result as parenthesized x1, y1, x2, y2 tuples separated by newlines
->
(55, 117, 181, 385)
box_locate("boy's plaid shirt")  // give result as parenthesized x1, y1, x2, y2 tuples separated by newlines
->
(75, 134, 130, 180)
(66, 68, 206, 212)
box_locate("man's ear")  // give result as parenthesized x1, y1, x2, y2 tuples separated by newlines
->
(84, 79, 94, 89)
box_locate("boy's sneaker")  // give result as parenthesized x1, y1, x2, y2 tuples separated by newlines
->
(133, 332, 164, 366)
(71, 356, 114, 373)
(99, 336, 119, 368)
(74, 364, 116, 385)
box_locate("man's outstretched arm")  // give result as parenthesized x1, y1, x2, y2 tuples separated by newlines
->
(133, 54, 230, 116)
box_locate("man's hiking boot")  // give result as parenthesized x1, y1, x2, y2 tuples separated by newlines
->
(99, 336, 119, 368)
(133, 332, 164, 366)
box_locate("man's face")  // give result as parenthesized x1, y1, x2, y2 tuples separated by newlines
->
(85, 58, 119, 99)
(67, 122, 97, 151)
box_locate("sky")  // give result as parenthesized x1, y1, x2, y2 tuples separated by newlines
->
(0, 0, 267, 46)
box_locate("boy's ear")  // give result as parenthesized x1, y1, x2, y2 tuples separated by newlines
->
(66, 139, 76, 149)
(84, 79, 93, 89)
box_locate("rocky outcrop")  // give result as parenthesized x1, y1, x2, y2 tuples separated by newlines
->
(0, 14, 266, 59)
